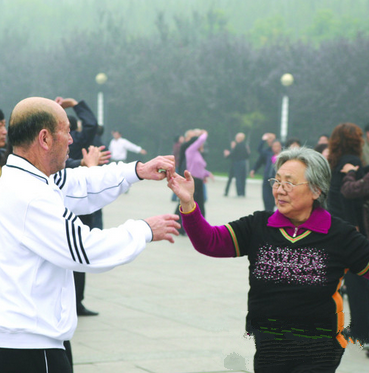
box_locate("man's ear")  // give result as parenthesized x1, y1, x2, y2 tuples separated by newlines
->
(38, 129, 52, 150)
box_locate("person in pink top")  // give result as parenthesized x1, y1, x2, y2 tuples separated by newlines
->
(184, 129, 212, 217)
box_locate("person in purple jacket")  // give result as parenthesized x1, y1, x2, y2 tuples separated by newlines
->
(168, 146, 369, 373)
(184, 129, 212, 217)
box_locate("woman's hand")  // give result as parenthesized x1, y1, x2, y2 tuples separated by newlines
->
(167, 170, 196, 212)
(341, 163, 359, 174)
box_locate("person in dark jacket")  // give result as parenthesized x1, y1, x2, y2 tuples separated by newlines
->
(327, 122, 369, 348)
(250, 133, 281, 211)
(174, 129, 199, 234)
(55, 96, 100, 317)
(224, 140, 236, 197)
(340, 162, 369, 355)
(341, 163, 369, 235)
(224, 133, 250, 197)
(327, 123, 364, 231)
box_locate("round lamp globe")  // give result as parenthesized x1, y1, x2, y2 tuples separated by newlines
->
(95, 73, 108, 85)
(281, 73, 294, 87)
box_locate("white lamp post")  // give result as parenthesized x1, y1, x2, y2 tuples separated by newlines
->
(95, 73, 108, 126)
(280, 73, 294, 143)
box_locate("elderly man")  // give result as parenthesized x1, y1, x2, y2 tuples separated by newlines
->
(0, 97, 180, 373)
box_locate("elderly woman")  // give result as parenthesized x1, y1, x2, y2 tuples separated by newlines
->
(168, 146, 369, 373)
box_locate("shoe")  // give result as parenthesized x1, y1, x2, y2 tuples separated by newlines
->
(77, 304, 99, 316)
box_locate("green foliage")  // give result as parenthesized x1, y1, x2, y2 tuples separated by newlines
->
(247, 15, 292, 47)
(1, 0, 369, 48)
(304, 8, 369, 44)
(1, 2, 369, 172)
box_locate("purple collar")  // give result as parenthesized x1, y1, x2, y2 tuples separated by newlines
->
(267, 207, 331, 237)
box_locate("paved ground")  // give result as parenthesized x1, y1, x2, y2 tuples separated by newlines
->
(71, 176, 368, 373)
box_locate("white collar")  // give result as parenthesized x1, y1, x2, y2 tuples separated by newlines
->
(6, 154, 49, 184)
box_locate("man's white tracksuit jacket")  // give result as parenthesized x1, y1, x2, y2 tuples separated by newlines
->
(0, 154, 152, 349)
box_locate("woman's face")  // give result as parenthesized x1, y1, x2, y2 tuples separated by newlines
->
(273, 160, 319, 225)
(0, 119, 6, 148)
(272, 141, 282, 155)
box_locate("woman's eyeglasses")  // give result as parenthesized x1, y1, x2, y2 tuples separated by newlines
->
(268, 178, 309, 193)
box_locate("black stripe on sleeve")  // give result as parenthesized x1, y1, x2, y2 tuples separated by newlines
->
(71, 223, 83, 264)
(65, 220, 76, 262)
(78, 226, 90, 264)
(54, 169, 67, 190)
(58, 169, 67, 190)
(54, 171, 62, 186)
(63, 208, 90, 264)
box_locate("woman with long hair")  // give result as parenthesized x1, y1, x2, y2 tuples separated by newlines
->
(327, 122, 369, 350)
(328, 122, 364, 229)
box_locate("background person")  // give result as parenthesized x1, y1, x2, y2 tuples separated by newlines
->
(223, 132, 250, 197)
(56, 96, 105, 317)
(168, 146, 369, 372)
(223, 140, 236, 197)
(327, 122, 369, 351)
(0, 97, 180, 373)
(250, 132, 278, 210)
(339, 164, 369, 353)
(0, 109, 7, 171)
(284, 137, 301, 149)
(317, 133, 330, 145)
(362, 123, 369, 166)
(171, 134, 184, 201)
(184, 129, 212, 217)
(314, 143, 329, 159)
(109, 130, 147, 162)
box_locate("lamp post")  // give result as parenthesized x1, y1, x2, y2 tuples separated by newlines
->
(95, 73, 108, 126)
(280, 73, 294, 143)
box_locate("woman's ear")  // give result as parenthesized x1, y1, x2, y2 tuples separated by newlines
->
(312, 188, 321, 200)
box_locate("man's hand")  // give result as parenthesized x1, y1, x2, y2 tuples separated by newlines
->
(55, 97, 78, 109)
(262, 132, 276, 141)
(136, 155, 175, 180)
(249, 170, 255, 178)
(144, 214, 181, 243)
(81, 146, 111, 167)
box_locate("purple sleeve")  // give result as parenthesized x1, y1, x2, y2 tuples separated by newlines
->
(363, 271, 369, 280)
(341, 171, 369, 199)
(186, 133, 207, 157)
(181, 203, 236, 257)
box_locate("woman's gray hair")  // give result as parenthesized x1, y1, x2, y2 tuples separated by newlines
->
(275, 146, 331, 208)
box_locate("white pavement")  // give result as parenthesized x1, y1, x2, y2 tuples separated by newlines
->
(71, 177, 368, 373)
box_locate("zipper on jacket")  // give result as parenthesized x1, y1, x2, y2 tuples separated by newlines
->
(293, 227, 298, 238)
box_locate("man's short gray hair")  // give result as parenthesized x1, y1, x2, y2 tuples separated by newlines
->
(275, 146, 331, 208)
